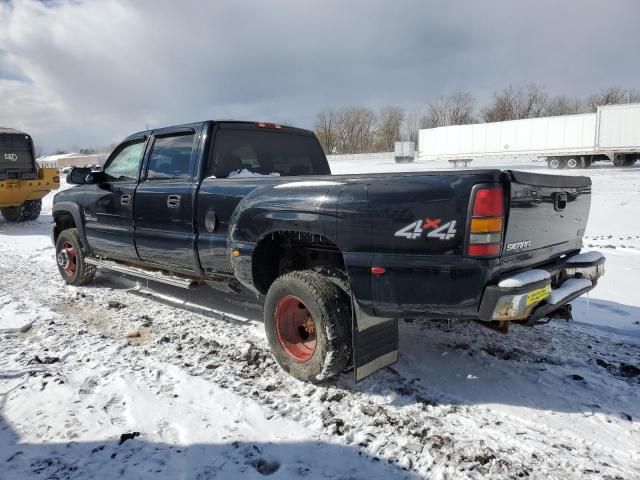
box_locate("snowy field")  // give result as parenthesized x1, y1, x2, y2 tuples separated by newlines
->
(1, 158, 639, 479)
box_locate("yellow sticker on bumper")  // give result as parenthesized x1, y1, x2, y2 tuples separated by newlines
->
(526, 285, 552, 306)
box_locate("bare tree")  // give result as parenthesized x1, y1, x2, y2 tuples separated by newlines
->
(421, 92, 475, 128)
(376, 106, 404, 151)
(403, 108, 421, 144)
(586, 87, 640, 112)
(448, 92, 476, 125)
(314, 109, 338, 153)
(333, 107, 377, 154)
(543, 96, 584, 116)
(629, 88, 640, 103)
(481, 84, 548, 122)
(421, 97, 448, 128)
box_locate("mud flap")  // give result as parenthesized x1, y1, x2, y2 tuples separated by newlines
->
(352, 299, 398, 381)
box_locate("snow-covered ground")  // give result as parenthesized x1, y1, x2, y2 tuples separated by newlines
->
(1, 158, 639, 479)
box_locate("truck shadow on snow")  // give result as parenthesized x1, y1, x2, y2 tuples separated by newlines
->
(0, 412, 418, 479)
(94, 271, 640, 420)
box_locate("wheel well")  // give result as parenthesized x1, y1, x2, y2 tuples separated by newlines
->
(252, 231, 345, 295)
(52, 212, 76, 243)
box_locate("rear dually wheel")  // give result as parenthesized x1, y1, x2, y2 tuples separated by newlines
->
(264, 270, 352, 383)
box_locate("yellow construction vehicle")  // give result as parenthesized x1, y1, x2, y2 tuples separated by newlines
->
(0, 127, 60, 222)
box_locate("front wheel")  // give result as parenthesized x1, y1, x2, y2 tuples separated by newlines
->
(1, 199, 41, 222)
(264, 270, 352, 383)
(55, 228, 96, 286)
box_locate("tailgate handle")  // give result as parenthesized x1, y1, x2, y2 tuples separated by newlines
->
(554, 192, 568, 211)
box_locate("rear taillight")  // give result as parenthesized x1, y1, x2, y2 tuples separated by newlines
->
(467, 186, 504, 257)
(256, 122, 282, 129)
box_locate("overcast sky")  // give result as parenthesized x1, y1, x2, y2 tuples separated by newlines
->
(1, 0, 639, 152)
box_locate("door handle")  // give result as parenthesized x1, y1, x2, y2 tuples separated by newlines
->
(167, 194, 181, 208)
(554, 192, 568, 211)
(120, 194, 132, 206)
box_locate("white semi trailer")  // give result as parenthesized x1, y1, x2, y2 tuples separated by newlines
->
(418, 103, 640, 169)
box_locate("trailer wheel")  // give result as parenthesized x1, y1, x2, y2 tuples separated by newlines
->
(264, 270, 351, 383)
(0, 199, 41, 222)
(547, 158, 563, 169)
(613, 154, 626, 167)
(55, 228, 96, 286)
(623, 156, 636, 167)
(565, 158, 578, 169)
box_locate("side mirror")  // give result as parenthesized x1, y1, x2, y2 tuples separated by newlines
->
(66, 167, 104, 185)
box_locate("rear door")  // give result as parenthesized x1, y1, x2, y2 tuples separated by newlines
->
(503, 171, 591, 266)
(197, 123, 331, 274)
(134, 125, 202, 272)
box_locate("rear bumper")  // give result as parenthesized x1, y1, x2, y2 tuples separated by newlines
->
(478, 251, 605, 322)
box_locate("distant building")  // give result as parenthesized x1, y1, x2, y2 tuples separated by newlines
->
(37, 153, 109, 168)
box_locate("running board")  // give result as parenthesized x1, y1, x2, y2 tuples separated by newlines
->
(85, 258, 198, 289)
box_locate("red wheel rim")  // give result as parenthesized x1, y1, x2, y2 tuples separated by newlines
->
(58, 241, 77, 276)
(274, 295, 317, 363)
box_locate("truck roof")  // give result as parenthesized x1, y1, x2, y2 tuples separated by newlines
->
(123, 120, 313, 142)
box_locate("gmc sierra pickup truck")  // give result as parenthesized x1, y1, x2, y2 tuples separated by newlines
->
(52, 121, 605, 382)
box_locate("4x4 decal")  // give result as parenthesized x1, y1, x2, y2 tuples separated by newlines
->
(394, 218, 457, 240)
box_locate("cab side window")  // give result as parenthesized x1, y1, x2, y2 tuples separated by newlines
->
(104, 141, 145, 182)
(147, 133, 195, 180)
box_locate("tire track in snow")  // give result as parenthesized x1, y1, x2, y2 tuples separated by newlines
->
(1, 247, 636, 479)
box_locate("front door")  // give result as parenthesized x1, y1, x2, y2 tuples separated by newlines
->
(83, 138, 146, 261)
(134, 129, 199, 272)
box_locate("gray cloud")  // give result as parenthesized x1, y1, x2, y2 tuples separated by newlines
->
(0, 0, 639, 151)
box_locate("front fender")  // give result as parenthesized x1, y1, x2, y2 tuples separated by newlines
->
(52, 201, 89, 251)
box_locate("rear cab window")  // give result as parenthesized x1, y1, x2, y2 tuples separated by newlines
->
(210, 128, 330, 178)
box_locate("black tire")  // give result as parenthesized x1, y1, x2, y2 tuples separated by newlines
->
(547, 158, 563, 169)
(613, 154, 625, 167)
(264, 270, 352, 383)
(623, 156, 636, 167)
(0, 199, 41, 222)
(565, 157, 579, 169)
(55, 228, 96, 286)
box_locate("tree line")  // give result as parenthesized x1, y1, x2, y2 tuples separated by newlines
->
(314, 86, 640, 154)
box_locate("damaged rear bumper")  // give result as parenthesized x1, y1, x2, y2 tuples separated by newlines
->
(478, 251, 605, 322)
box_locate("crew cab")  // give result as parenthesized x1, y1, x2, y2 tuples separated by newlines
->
(51, 121, 605, 382)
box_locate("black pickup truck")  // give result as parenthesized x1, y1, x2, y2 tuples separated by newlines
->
(52, 121, 605, 382)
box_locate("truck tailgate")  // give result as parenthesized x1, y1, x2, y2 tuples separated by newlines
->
(503, 171, 591, 264)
